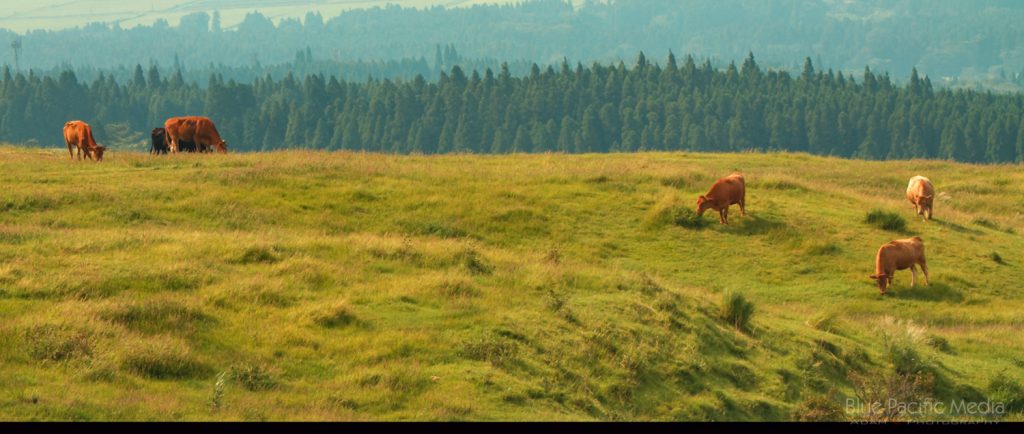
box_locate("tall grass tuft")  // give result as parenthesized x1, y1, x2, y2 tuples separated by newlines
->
(121, 344, 211, 380)
(21, 325, 92, 361)
(209, 371, 228, 411)
(230, 363, 277, 391)
(987, 372, 1024, 413)
(643, 192, 707, 230)
(313, 302, 361, 329)
(236, 245, 283, 264)
(720, 291, 755, 332)
(865, 210, 907, 233)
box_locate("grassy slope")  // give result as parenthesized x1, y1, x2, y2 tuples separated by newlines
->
(0, 145, 1022, 421)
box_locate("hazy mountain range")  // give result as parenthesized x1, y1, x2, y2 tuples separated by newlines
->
(1, 0, 1023, 90)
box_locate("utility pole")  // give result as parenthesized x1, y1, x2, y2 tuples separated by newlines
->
(11, 38, 22, 72)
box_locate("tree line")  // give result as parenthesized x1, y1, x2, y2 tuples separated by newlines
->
(25, 44, 536, 90)
(1, 53, 1023, 163)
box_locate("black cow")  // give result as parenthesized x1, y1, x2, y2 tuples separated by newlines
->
(151, 127, 200, 154)
(151, 128, 170, 154)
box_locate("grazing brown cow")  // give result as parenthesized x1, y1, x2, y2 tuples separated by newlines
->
(696, 172, 746, 224)
(906, 176, 934, 221)
(869, 236, 929, 295)
(163, 116, 228, 154)
(151, 128, 199, 154)
(63, 120, 106, 161)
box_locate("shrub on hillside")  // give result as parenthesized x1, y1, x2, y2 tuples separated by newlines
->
(313, 302, 361, 328)
(849, 370, 934, 422)
(121, 343, 211, 380)
(792, 389, 847, 422)
(459, 332, 520, 367)
(231, 363, 277, 391)
(643, 193, 707, 230)
(865, 210, 907, 232)
(236, 245, 282, 264)
(987, 372, 1024, 414)
(720, 291, 755, 332)
(22, 324, 92, 361)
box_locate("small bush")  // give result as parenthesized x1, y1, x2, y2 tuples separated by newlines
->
(436, 280, 482, 298)
(458, 250, 494, 275)
(990, 252, 1006, 265)
(758, 179, 807, 191)
(101, 301, 208, 334)
(849, 370, 934, 422)
(401, 221, 468, 239)
(807, 311, 839, 333)
(792, 389, 847, 422)
(720, 291, 755, 332)
(22, 325, 92, 361)
(972, 218, 999, 230)
(313, 303, 360, 329)
(121, 345, 211, 380)
(544, 247, 562, 264)
(236, 245, 281, 264)
(459, 332, 520, 367)
(887, 338, 928, 376)
(643, 193, 706, 230)
(987, 372, 1024, 413)
(230, 363, 277, 391)
(865, 210, 907, 233)
(806, 242, 842, 256)
(925, 335, 952, 353)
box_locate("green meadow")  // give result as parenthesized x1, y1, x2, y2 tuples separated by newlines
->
(0, 145, 1022, 421)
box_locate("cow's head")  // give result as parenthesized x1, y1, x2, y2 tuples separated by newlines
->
(869, 272, 891, 294)
(215, 140, 228, 153)
(916, 195, 934, 215)
(696, 195, 711, 217)
(93, 145, 106, 161)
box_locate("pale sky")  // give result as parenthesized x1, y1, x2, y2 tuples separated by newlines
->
(0, 0, 540, 34)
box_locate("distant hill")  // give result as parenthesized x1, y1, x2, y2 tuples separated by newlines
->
(1, 0, 1024, 89)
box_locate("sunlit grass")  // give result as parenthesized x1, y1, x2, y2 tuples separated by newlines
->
(0, 145, 1022, 421)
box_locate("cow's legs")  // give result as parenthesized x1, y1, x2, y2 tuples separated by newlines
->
(739, 198, 746, 217)
(719, 208, 727, 225)
(910, 266, 917, 287)
(76, 146, 82, 161)
(67, 142, 74, 160)
(919, 259, 929, 286)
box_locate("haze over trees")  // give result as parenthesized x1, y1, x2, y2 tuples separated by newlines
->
(3, 53, 1022, 163)
(2, 0, 1024, 90)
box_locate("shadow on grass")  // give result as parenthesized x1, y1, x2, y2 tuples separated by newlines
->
(931, 218, 983, 236)
(889, 282, 963, 303)
(718, 214, 790, 236)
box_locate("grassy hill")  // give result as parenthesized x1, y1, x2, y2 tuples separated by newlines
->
(0, 145, 1022, 421)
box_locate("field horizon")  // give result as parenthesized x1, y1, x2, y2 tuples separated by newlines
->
(1, 145, 1022, 421)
